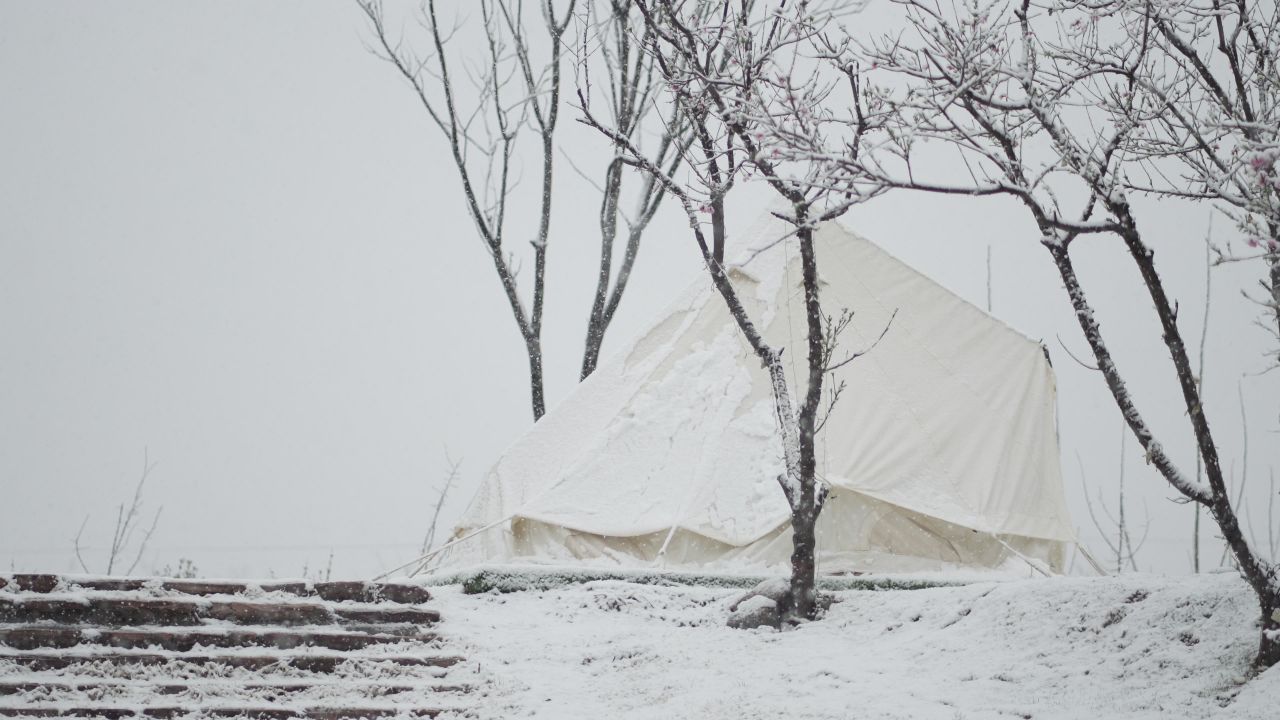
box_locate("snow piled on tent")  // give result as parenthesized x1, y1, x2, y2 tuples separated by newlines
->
(526, 318, 789, 543)
(433, 571, 1276, 719)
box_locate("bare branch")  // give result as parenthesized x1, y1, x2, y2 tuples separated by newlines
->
(73, 516, 90, 575)
(74, 449, 161, 577)
(825, 308, 898, 373)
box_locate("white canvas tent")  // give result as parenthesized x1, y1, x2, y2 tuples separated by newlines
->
(437, 216, 1075, 576)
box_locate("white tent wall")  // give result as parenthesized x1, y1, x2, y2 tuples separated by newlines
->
(436, 216, 1075, 576)
(483, 495, 1066, 575)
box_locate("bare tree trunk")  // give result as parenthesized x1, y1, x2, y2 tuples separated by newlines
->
(986, 245, 993, 312)
(1270, 469, 1277, 562)
(1048, 236, 1280, 667)
(1270, 250, 1280, 344)
(1044, 244, 1202, 500)
(526, 337, 546, 420)
(1117, 428, 1126, 575)
(1222, 379, 1252, 568)
(574, 3, 684, 381)
(579, 0, 869, 625)
(1261, 594, 1280, 668)
(581, 158, 624, 379)
(834, 0, 1280, 667)
(365, 0, 636, 421)
(682, 192, 825, 623)
(579, 143, 679, 379)
(790, 215, 825, 621)
(787, 506, 819, 616)
(1192, 229, 1213, 572)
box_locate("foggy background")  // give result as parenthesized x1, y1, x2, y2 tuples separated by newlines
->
(2, 1, 1277, 580)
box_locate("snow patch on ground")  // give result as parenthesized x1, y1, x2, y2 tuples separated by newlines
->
(433, 572, 1275, 719)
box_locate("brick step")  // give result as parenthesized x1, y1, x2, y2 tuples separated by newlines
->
(0, 574, 470, 714)
(0, 705, 445, 718)
(0, 598, 202, 626)
(0, 679, 471, 697)
(0, 627, 437, 652)
(0, 576, 431, 605)
(0, 598, 440, 628)
(0, 651, 463, 673)
(332, 607, 440, 625)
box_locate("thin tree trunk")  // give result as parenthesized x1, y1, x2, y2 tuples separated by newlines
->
(1193, 230, 1212, 572)
(1118, 427, 1126, 575)
(579, 152, 674, 379)
(1044, 243, 1206, 502)
(577, 8, 685, 381)
(526, 63, 557, 420)
(581, 159, 623, 379)
(1048, 237, 1280, 667)
(577, 62, 833, 625)
(1270, 251, 1280, 344)
(986, 244, 993, 312)
(691, 197, 818, 623)
(360, 0, 568, 423)
(1111, 225, 1273, 602)
(1112, 219, 1227, 507)
(526, 336, 546, 420)
(1221, 379, 1252, 568)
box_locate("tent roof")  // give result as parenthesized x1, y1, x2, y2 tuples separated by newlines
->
(453, 216, 1075, 553)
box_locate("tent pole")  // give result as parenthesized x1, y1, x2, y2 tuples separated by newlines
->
(371, 513, 517, 582)
(654, 523, 680, 567)
(1074, 541, 1109, 576)
(987, 532, 1052, 577)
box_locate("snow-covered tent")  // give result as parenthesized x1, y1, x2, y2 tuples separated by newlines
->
(438, 216, 1076, 575)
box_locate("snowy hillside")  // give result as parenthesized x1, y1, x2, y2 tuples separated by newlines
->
(436, 571, 1278, 719)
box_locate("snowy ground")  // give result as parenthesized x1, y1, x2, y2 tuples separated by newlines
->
(432, 571, 1279, 719)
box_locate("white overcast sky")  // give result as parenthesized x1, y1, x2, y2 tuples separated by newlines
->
(2, 1, 1277, 579)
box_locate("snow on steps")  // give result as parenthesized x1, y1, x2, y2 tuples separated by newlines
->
(0, 574, 470, 718)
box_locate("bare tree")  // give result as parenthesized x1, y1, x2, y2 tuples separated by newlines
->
(575, 0, 690, 378)
(359, 0, 573, 419)
(421, 450, 462, 556)
(578, 0, 883, 622)
(754, 0, 1280, 667)
(1077, 433, 1151, 574)
(359, 0, 688, 419)
(74, 449, 162, 576)
(1101, 0, 1279, 366)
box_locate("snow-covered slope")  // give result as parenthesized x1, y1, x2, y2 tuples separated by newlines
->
(436, 571, 1278, 719)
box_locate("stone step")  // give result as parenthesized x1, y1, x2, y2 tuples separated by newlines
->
(0, 627, 436, 652)
(311, 582, 433, 605)
(0, 598, 203, 627)
(0, 705, 445, 718)
(0, 576, 59, 594)
(0, 651, 463, 673)
(332, 607, 440, 625)
(0, 574, 465, 716)
(0, 679, 471, 697)
(0, 597, 441, 629)
(0, 576, 431, 605)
